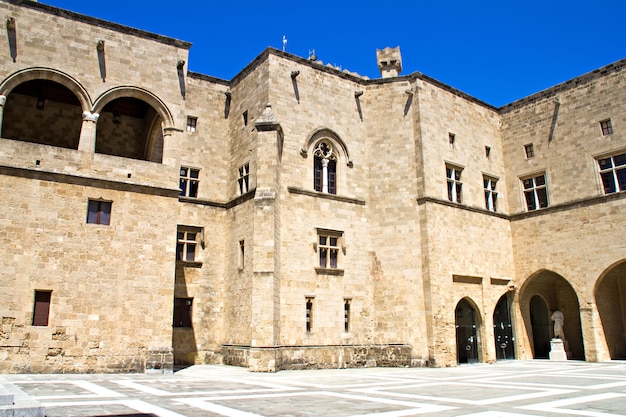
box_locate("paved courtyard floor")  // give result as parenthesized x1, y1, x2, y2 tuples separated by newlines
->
(2, 360, 626, 417)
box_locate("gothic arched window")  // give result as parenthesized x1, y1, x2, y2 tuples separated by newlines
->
(313, 141, 337, 194)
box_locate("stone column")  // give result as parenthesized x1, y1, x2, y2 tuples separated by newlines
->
(0, 95, 6, 138)
(249, 104, 282, 371)
(78, 111, 99, 152)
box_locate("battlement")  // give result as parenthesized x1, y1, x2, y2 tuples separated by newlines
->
(376, 46, 402, 78)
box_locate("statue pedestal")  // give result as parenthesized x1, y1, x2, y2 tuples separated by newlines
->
(549, 338, 569, 361)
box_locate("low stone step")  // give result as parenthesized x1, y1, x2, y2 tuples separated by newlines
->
(0, 382, 44, 417)
(0, 385, 13, 406)
(0, 402, 46, 417)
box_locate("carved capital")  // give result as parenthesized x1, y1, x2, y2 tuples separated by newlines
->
(82, 111, 100, 122)
(0, 95, 6, 107)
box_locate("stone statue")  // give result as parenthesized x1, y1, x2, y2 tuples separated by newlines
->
(551, 310, 564, 339)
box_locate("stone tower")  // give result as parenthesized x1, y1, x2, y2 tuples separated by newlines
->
(376, 46, 402, 78)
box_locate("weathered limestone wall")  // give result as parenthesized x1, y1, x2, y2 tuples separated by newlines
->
(502, 60, 626, 362)
(361, 78, 429, 363)
(0, 159, 177, 372)
(268, 56, 380, 365)
(0, 1, 188, 372)
(413, 78, 513, 366)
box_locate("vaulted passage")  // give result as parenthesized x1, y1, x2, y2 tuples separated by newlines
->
(520, 271, 585, 360)
(596, 261, 626, 359)
(3, 79, 82, 148)
(96, 97, 163, 162)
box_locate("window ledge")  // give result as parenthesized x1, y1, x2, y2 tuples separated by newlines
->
(177, 260, 203, 268)
(315, 267, 344, 276)
(288, 187, 365, 205)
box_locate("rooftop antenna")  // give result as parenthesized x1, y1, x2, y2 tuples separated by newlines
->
(282, 35, 287, 52)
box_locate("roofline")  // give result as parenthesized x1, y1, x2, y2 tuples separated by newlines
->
(7, 0, 192, 49)
(499, 57, 626, 113)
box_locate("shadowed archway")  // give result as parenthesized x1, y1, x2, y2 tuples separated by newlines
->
(595, 260, 626, 359)
(520, 270, 585, 360)
(455, 298, 482, 364)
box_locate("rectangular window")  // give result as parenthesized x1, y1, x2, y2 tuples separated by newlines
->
(179, 167, 200, 198)
(446, 165, 463, 203)
(483, 176, 498, 212)
(449, 133, 455, 148)
(600, 119, 613, 136)
(186, 116, 197, 133)
(173, 297, 193, 327)
(177, 228, 198, 262)
(32, 290, 51, 326)
(238, 163, 250, 195)
(598, 152, 626, 194)
(318, 231, 342, 269)
(238, 239, 245, 270)
(305, 297, 314, 333)
(87, 200, 111, 225)
(522, 174, 548, 211)
(524, 143, 535, 159)
(344, 299, 351, 332)
(242, 110, 248, 126)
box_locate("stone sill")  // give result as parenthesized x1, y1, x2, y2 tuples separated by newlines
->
(315, 267, 344, 276)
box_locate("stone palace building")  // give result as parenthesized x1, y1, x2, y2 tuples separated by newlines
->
(0, 0, 624, 373)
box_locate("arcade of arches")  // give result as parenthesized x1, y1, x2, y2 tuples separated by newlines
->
(453, 262, 625, 365)
(1, 76, 165, 162)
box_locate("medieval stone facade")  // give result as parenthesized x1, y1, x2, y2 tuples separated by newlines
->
(0, 0, 624, 373)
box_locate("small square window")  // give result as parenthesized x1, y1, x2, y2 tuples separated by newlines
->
(173, 297, 193, 327)
(449, 133, 456, 148)
(32, 290, 52, 326)
(87, 200, 111, 225)
(238, 163, 250, 195)
(524, 143, 535, 159)
(600, 119, 613, 136)
(180, 167, 200, 198)
(186, 116, 197, 133)
(177, 227, 199, 262)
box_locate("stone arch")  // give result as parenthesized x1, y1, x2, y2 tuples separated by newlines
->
(0, 68, 90, 148)
(301, 128, 352, 167)
(455, 297, 482, 364)
(519, 269, 585, 360)
(92, 87, 174, 162)
(594, 259, 626, 359)
(0, 67, 91, 110)
(93, 86, 174, 128)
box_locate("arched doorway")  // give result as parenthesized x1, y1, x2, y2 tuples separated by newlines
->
(455, 298, 480, 364)
(3, 79, 82, 148)
(530, 295, 550, 359)
(595, 260, 626, 359)
(520, 270, 585, 360)
(493, 294, 515, 360)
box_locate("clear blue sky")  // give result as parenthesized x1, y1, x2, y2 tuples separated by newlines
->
(42, 0, 625, 107)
